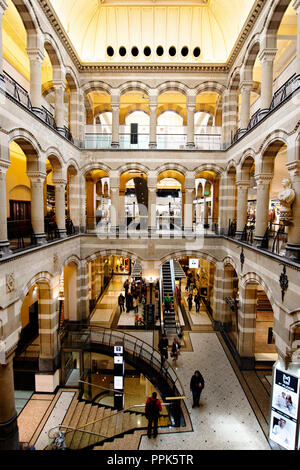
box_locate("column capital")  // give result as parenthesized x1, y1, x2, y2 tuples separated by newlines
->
(52, 79, 66, 91)
(26, 47, 44, 63)
(52, 178, 67, 186)
(236, 180, 250, 188)
(287, 161, 300, 178)
(255, 173, 273, 185)
(27, 171, 46, 182)
(240, 80, 253, 92)
(258, 48, 277, 63)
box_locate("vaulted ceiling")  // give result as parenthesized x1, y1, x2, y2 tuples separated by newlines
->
(48, 0, 257, 64)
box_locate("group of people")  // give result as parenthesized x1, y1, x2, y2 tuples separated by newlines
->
(187, 292, 202, 313)
(158, 334, 182, 366)
(118, 277, 147, 314)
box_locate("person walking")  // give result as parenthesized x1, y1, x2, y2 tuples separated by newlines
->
(158, 333, 169, 360)
(187, 293, 193, 312)
(194, 292, 201, 313)
(133, 295, 139, 313)
(190, 370, 205, 408)
(118, 292, 125, 313)
(126, 291, 133, 312)
(145, 392, 162, 438)
(171, 338, 180, 366)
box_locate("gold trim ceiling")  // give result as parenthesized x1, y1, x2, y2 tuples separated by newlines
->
(39, 0, 265, 73)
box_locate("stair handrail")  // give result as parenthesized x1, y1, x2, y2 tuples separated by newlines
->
(63, 324, 185, 398)
(48, 402, 172, 439)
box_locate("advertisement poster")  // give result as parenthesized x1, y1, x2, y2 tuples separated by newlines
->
(269, 368, 299, 450)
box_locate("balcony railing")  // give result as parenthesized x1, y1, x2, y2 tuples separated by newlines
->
(83, 125, 222, 150)
(1, 72, 74, 144)
(231, 73, 300, 145)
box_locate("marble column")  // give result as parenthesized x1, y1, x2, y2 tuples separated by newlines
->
(235, 181, 250, 239)
(53, 81, 66, 129)
(148, 187, 157, 235)
(286, 161, 300, 260)
(0, 1, 7, 79)
(110, 186, 119, 234)
(259, 49, 277, 109)
(28, 173, 47, 244)
(0, 164, 11, 256)
(239, 81, 252, 129)
(26, 48, 44, 109)
(119, 189, 126, 233)
(186, 104, 195, 149)
(253, 175, 272, 245)
(293, 0, 300, 75)
(53, 180, 67, 237)
(149, 104, 157, 149)
(111, 99, 120, 148)
(0, 353, 19, 450)
(184, 188, 194, 234)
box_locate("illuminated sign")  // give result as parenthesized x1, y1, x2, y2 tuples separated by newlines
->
(189, 258, 199, 269)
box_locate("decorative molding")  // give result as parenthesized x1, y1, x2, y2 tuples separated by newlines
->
(37, 0, 265, 75)
(6, 272, 15, 293)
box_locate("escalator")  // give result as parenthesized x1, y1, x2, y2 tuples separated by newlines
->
(161, 261, 177, 335)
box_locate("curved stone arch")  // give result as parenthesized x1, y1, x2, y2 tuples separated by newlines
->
(157, 104, 186, 122)
(259, 130, 289, 156)
(227, 67, 241, 92)
(222, 256, 239, 276)
(121, 104, 150, 125)
(116, 162, 150, 177)
(65, 66, 80, 91)
(59, 254, 81, 273)
(240, 271, 277, 309)
(194, 81, 226, 97)
(66, 158, 80, 175)
(8, 128, 42, 164)
(159, 249, 219, 268)
(155, 162, 188, 178)
(43, 33, 64, 69)
(225, 159, 237, 174)
(263, 0, 291, 48)
(243, 35, 261, 70)
(157, 81, 189, 97)
(119, 81, 151, 96)
(80, 162, 112, 177)
(84, 248, 144, 267)
(11, 0, 40, 36)
(238, 149, 256, 169)
(44, 147, 65, 168)
(19, 271, 53, 304)
(193, 163, 224, 178)
(81, 81, 113, 97)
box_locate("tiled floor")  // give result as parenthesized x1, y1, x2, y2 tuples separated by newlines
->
(16, 275, 276, 451)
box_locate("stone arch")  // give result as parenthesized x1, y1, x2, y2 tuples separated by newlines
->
(43, 34, 63, 69)
(45, 148, 64, 167)
(85, 248, 144, 267)
(117, 162, 150, 177)
(8, 129, 41, 159)
(240, 271, 276, 307)
(228, 68, 241, 92)
(20, 271, 53, 304)
(159, 249, 218, 267)
(81, 81, 113, 96)
(157, 81, 189, 96)
(66, 159, 79, 175)
(194, 81, 226, 96)
(119, 81, 150, 96)
(193, 163, 224, 178)
(155, 163, 187, 178)
(243, 37, 261, 70)
(11, 0, 39, 35)
(80, 162, 112, 179)
(264, 0, 292, 48)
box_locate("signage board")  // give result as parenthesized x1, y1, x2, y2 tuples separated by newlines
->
(189, 258, 199, 269)
(269, 366, 299, 450)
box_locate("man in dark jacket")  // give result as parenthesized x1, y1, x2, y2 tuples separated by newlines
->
(190, 370, 205, 408)
(145, 392, 162, 438)
(118, 293, 125, 313)
(158, 333, 169, 360)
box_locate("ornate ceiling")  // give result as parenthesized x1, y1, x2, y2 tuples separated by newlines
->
(48, 0, 257, 64)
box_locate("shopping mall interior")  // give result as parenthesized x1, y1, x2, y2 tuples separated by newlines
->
(0, 0, 300, 453)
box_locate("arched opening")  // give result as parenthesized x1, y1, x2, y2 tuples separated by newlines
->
(120, 170, 148, 231)
(226, 166, 237, 235)
(120, 90, 150, 148)
(195, 91, 222, 149)
(85, 89, 112, 148)
(273, 2, 297, 83)
(6, 138, 44, 249)
(66, 165, 79, 232)
(157, 90, 187, 149)
(85, 169, 110, 232)
(194, 170, 219, 232)
(156, 170, 184, 232)
(44, 155, 66, 240)
(224, 263, 239, 349)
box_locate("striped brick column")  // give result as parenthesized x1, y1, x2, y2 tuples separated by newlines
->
(28, 172, 47, 244)
(235, 181, 250, 239)
(68, 172, 80, 229)
(0, 352, 19, 450)
(226, 170, 237, 229)
(38, 282, 59, 372)
(238, 283, 257, 358)
(78, 261, 90, 322)
(212, 264, 226, 325)
(0, 163, 11, 256)
(69, 89, 80, 141)
(222, 89, 238, 146)
(218, 173, 228, 234)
